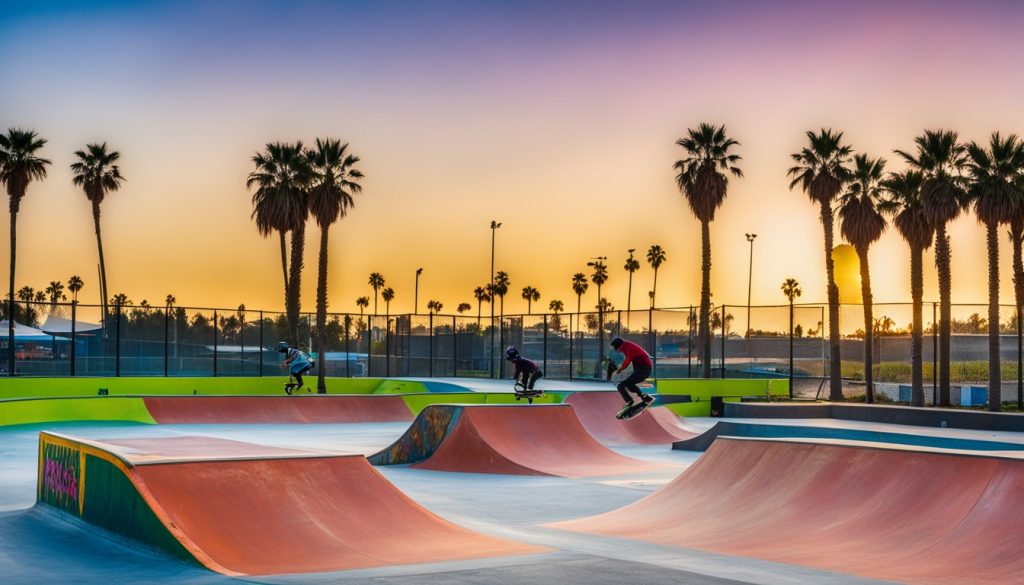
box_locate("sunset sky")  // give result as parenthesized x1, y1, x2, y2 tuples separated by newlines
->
(1, 0, 1022, 320)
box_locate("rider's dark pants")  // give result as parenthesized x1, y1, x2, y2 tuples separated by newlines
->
(519, 370, 543, 390)
(617, 364, 652, 403)
(292, 364, 313, 387)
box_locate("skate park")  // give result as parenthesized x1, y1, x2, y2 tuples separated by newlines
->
(3, 376, 1024, 585)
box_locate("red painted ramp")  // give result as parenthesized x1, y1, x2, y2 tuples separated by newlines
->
(564, 392, 696, 445)
(37, 433, 544, 576)
(552, 438, 1024, 585)
(414, 404, 664, 477)
(143, 395, 412, 424)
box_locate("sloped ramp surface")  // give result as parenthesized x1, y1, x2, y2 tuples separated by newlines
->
(552, 437, 1024, 585)
(143, 395, 412, 423)
(370, 404, 662, 477)
(36, 432, 544, 576)
(564, 391, 696, 445)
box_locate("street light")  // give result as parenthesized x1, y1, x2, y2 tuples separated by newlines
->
(490, 221, 502, 378)
(414, 268, 423, 314)
(745, 233, 757, 338)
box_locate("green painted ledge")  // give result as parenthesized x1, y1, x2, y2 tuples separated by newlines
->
(401, 392, 563, 415)
(0, 396, 157, 426)
(0, 376, 387, 399)
(657, 378, 788, 417)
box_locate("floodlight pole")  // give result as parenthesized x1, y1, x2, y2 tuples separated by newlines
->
(489, 221, 501, 378)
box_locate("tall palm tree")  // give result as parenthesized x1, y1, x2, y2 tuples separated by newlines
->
(549, 299, 565, 333)
(16, 286, 33, 323)
(571, 273, 588, 315)
(382, 287, 395, 320)
(1011, 213, 1024, 387)
(427, 300, 443, 315)
(881, 170, 933, 406)
(781, 278, 802, 395)
(494, 271, 510, 321)
(356, 296, 369, 315)
(838, 154, 887, 403)
(369, 272, 385, 315)
(473, 286, 489, 329)
(307, 138, 362, 392)
(45, 280, 66, 307)
(624, 249, 640, 316)
(966, 133, 1024, 411)
(247, 141, 312, 345)
(67, 275, 84, 303)
(457, 302, 471, 315)
(788, 129, 851, 399)
(646, 245, 666, 308)
(589, 259, 609, 363)
(70, 142, 122, 326)
(675, 123, 743, 378)
(521, 286, 540, 314)
(896, 130, 969, 406)
(0, 129, 50, 358)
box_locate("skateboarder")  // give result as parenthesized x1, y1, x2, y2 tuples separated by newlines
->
(505, 346, 543, 392)
(278, 342, 315, 394)
(610, 337, 654, 415)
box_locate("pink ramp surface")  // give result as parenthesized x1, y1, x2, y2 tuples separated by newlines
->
(143, 395, 412, 423)
(414, 404, 664, 477)
(552, 438, 1024, 585)
(564, 392, 696, 445)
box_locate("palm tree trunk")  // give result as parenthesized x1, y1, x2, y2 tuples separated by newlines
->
(315, 224, 330, 393)
(93, 202, 109, 332)
(910, 245, 925, 407)
(986, 221, 1000, 411)
(857, 245, 874, 403)
(821, 201, 842, 400)
(287, 221, 306, 346)
(279, 230, 289, 309)
(935, 222, 952, 406)
(699, 219, 713, 378)
(476, 300, 482, 329)
(8, 208, 16, 375)
(627, 272, 633, 315)
(597, 284, 604, 368)
(652, 267, 659, 308)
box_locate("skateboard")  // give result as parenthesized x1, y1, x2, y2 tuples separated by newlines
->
(513, 382, 544, 404)
(284, 376, 310, 395)
(616, 398, 654, 420)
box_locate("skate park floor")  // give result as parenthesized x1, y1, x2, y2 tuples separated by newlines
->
(0, 419, 899, 585)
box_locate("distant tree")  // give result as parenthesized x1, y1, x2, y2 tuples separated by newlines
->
(588, 260, 609, 362)
(368, 272, 385, 315)
(646, 245, 666, 308)
(624, 249, 640, 315)
(356, 296, 369, 316)
(571, 273, 588, 315)
(71, 142, 123, 324)
(473, 285, 490, 329)
(782, 278, 802, 385)
(67, 275, 84, 304)
(494, 271, 510, 320)
(457, 302, 472, 314)
(427, 300, 443, 315)
(45, 280, 66, 306)
(110, 293, 131, 307)
(382, 287, 395, 320)
(521, 285, 540, 314)
(549, 299, 564, 332)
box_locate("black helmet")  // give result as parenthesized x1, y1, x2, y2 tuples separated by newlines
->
(277, 341, 289, 353)
(504, 346, 520, 361)
(610, 337, 624, 349)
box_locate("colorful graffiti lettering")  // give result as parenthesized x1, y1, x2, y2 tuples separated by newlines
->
(40, 441, 81, 515)
(368, 405, 460, 465)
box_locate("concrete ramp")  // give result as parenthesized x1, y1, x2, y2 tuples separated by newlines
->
(370, 404, 662, 477)
(143, 395, 412, 423)
(564, 392, 696, 445)
(36, 432, 544, 576)
(552, 437, 1024, 585)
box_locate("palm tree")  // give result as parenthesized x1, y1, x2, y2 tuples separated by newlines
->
(0, 128, 50, 359)
(646, 245, 666, 308)
(781, 278, 802, 395)
(369, 272, 385, 315)
(70, 142, 122, 327)
(1011, 215, 1024, 385)
(473, 286, 489, 329)
(882, 170, 933, 407)
(896, 130, 969, 406)
(307, 138, 362, 392)
(788, 129, 852, 399)
(588, 259, 609, 363)
(16, 286, 33, 324)
(549, 299, 564, 313)
(624, 249, 640, 316)
(110, 293, 131, 307)
(675, 123, 743, 378)
(67, 276, 84, 303)
(494, 271, 510, 321)
(571, 273, 588, 315)
(247, 141, 312, 345)
(427, 300, 443, 315)
(966, 133, 1024, 411)
(356, 296, 369, 315)
(838, 154, 887, 403)
(33, 290, 46, 304)
(382, 287, 395, 319)
(45, 280, 66, 307)
(521, 286, 540, 314)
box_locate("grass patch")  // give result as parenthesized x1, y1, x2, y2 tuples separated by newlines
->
(841, 360, 1019, 383)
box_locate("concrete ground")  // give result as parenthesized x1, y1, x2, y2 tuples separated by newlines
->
(0, 419, 902, 585)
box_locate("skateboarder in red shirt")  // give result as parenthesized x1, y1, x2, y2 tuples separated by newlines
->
(610, 337, 654, 411)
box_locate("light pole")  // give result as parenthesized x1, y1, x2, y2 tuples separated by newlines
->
(745, 234, 757, 337)
(414, 268, 423, 314)
(490, 220, 502, 378)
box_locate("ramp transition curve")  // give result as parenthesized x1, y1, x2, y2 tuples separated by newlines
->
(564, 391, 696, 445)
(37, 432, 543, 576)
(369, 404, 662, 477)
(552, 437, 1024, 585)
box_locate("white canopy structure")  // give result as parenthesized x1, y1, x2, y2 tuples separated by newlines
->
(0, 321, 60, 341)
(39, 315, 102, 335)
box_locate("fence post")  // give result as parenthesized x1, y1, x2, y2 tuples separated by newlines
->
(721, 305, 727, 379)
(687, 305, 693, 378)
(115, 304, 121, 377)
(648, 307, 654, 378)
(70, 302, 77, 376)
(386, 318, 392, 377)
(568, 314, 574, 381)
(543, 314, 548, 374)
(213, 309, 218, 377)
(366, 315, 373, 377)
(259, 310, 264, 377)
(345, 315, 351, 377)
(789, 302, 794, 399)
(163, 306, 169, 377)
(932, 302, 938, 405)
(452, 316, 458, 377)
(429, 313, 434, 377)
(6, 299, 13, 376)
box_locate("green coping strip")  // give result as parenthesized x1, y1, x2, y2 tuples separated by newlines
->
(81, 453, 196, 565)
(665, 396, 742, 417)
(372, 379, 429, 394)
(0, 376, 384, 399)
(656, 379, 785, 417)
(400, 391, 563, 415)
(1, 397, 156, 427)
